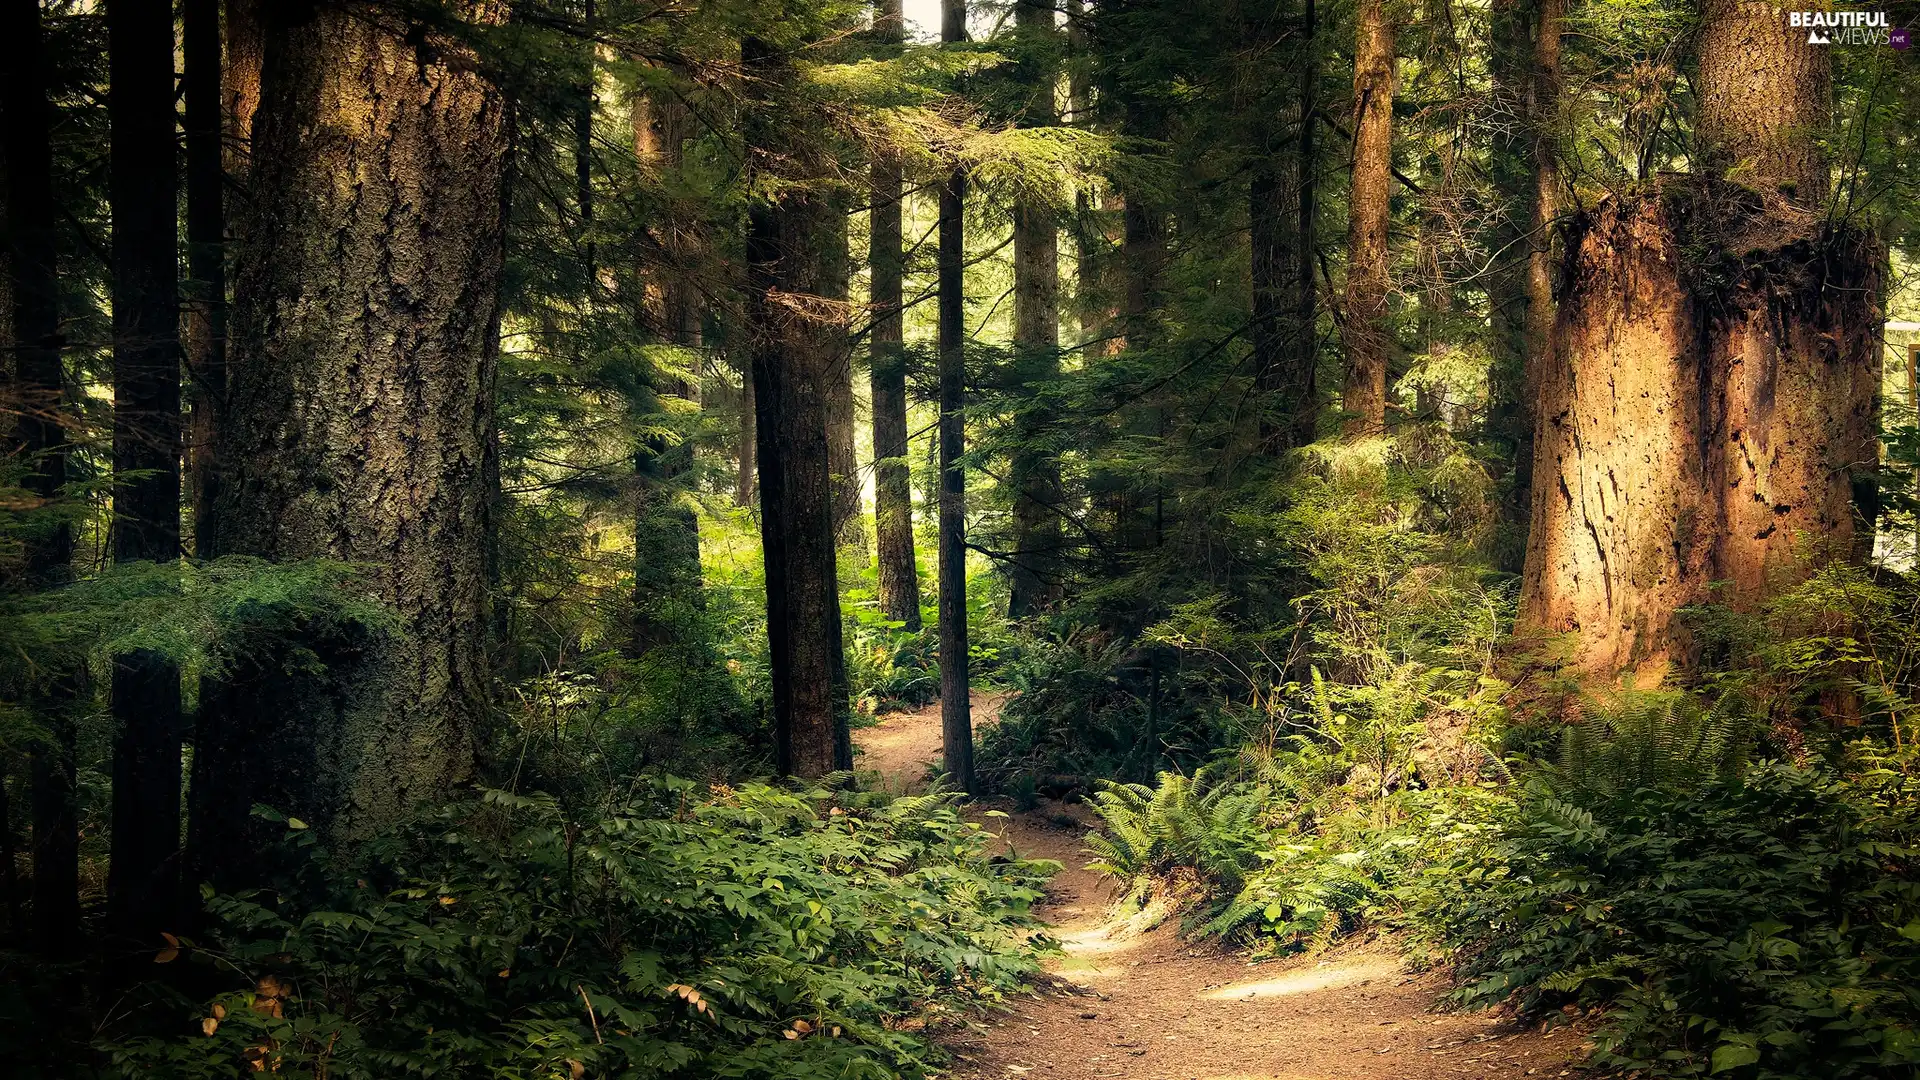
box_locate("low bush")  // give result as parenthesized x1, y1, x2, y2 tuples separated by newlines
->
(1417, 751, 1920, 1079)
(105, 780, 1056, 1080)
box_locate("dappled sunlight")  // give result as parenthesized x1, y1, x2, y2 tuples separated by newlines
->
(1199, 956, 1402, 1001)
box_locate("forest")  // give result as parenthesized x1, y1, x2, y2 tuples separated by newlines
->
(4, 0, 1920, 1076)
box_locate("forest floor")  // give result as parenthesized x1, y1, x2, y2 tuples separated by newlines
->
(854, 698, 1579, 1080)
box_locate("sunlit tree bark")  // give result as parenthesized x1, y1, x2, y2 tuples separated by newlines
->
(1340, 0, 1394, 436)
(1519, 4, 1876, 682)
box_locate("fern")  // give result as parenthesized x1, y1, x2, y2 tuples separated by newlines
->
(1546, 690, 1752, 803)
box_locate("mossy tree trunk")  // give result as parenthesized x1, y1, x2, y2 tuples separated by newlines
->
(192, 1, 509, 879)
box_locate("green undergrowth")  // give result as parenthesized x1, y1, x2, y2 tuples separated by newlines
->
(1082, 695, 1920, 1080)
(104, 780, 1057, 1080)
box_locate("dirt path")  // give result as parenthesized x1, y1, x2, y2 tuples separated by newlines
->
(855, 699, 1577, 1080)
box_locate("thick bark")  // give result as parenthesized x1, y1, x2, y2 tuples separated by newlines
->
(1251, 0, 1319, 450)
(938, 0, 974, 794)
(224, 0, 264, 165)
(1519, 4, 1868, 684)
(1695, 0, 1829, 203)
(744, 37, 854, 779)
(1519, 187, 1878, 681)
(193, 2, 508, 873)
(3, 0, 79, 955)
(1340, 0, 1394, 436)
(184, 0, 226, 559)
(107, 0, 185, 949)
(1008, 0, 1063, 619)
(869, 0, 921, 630)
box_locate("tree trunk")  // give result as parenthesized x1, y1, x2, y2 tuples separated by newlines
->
(938, 0, 974, 794)
(744, 36, 854, 779)
(193, 2, 509, 873)
(869, 0, 921, 630)
(1484, 0, 1532, 569)
(1008, 0, 1063, 620)
(1251, 0, 1319, 451)
(630, 80, 704, 656)
(575, 0, 596, 284)
(1340, 0, 1394, 437)
(4, 0, 80, 956)
(1519, 13, 1875, 682)
(822, 216, 865, 553)
(107, 0, 185, 950)
(184, 0, 226, 560)
(1695, 0, 1829, 203)
(736, 366, 758, 506)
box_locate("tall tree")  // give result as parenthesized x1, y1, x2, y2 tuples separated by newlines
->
(105, 0, 183, 948)
(184, 0, 226, 557)
(1251, 0, 1320, 450)
(868, 0, 922, 630)
(1518, 2, 1877, 681)
(744, 35, 855, 778)
(192, 1, 510, 876)
(1340, 0, 1394, 436)
(1007, 0, 1064, 619)
(938, 0, 974, 793)
(1484, 0, 1533, 567)
(823, 217, 864, 552)
(3, 0, 79, 954)
(630, 78, 703, 656)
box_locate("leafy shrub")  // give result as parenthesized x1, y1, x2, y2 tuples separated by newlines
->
(1418, 754, 1920, 1079)
(105, 780, 1056, 1080)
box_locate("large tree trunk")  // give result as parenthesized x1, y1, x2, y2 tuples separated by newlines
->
(938, 0, 974, 794)
(1340, 0, 1394, 436)
(3, 0, 79, 953)
(1251, 0, 1319, 450)
(744, 36, 854, 779)
(868, 0, 922, 630)
(192, 2, 508, 876)
(106, 0, 185, 951)
(1519, 10, 1875, 683)
(1007, 0, 1063, 620)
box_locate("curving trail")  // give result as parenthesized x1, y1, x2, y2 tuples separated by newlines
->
(855, 698, 1577, 1080)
